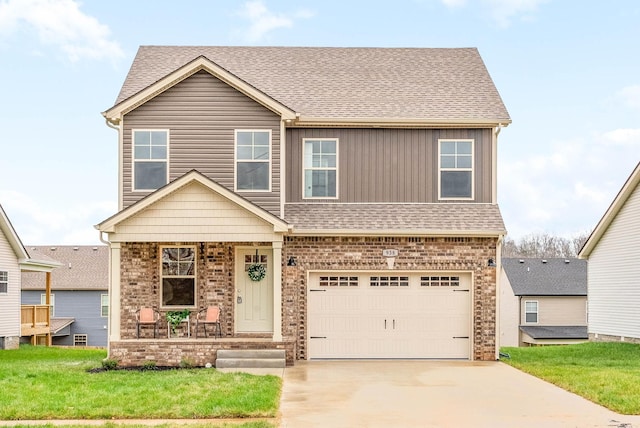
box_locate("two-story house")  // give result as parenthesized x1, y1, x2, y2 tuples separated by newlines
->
(98, 46, 510, 366)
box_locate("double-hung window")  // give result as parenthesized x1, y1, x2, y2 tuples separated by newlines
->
(41, 293, 55, 317)
(439, 139, 473, 199)
(0, 271, 7, 293)
(133, 130, 168, 191)
(161, 246, 196, 308)
(303, 139, 338, 198)
(235, 130, 271, 191)
(524, 300, 538, 323)
(100, 294, 109, 317)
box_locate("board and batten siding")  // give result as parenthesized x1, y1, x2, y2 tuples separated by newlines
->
(0, 228, 21, 338)
(520, 296, 587, 326)
(110, 181, 282, 243)
(588, 182, 640, 339)
(285, 128, 493, 203)
(122, 70, 281, 216)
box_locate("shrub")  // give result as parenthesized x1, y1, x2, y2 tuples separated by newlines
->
(180, 357, 195, 369)
(101, 358, 118, 370)
(142, 360, 158, 371)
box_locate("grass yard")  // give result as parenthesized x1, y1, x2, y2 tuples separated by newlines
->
(0, 346, 281, 422)
(501, 342, 640, 414)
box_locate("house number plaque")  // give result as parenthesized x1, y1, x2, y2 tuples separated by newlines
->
(382, 249, 398, 257)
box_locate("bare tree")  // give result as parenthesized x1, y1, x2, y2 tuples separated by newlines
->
(502, 231, 591, 258)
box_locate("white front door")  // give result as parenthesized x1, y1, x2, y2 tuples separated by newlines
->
(235, 248, 273, 333)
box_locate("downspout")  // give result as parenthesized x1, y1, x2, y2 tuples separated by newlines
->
(98, 230, 112, 358)
(104, 118, 123, 211)
(492, 124, 504, 205)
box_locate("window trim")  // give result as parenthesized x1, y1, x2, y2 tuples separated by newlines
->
(524, 300, 538, 324)
(160, 245, 197, 310)
(40, 293, 55, 317)
(100, 294, 109, 318)
(234, 129, 272, 192)
(0, 271, 7, 293)
(131, 129, 170, 192)
(302, 138, 339, 199)
(438, 139, 474, 200)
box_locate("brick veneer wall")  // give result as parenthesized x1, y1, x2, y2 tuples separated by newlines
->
(282, 236, 499, 361)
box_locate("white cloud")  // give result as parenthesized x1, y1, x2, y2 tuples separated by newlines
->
(498, 133, 638, 240)
(616, 85, 640, 110)
(0, 189, 116, 245)
(236, 0, 314, 42)
(439, 0, 549, 27)
(0, 0, 123, 62)
(602, 128, 640, 146)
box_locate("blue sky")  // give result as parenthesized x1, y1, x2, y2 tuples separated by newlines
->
(0, 0, 638, 245)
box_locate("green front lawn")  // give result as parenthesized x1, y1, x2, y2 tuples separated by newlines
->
(0, 346, 281, 422)
(501, 342, 640, 414)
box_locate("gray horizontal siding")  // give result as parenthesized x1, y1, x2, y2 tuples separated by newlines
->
(286, 128, 493, 203)
(22, 290, 108, 347)
(122, 70, 281, 216)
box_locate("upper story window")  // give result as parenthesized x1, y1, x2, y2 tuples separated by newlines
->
(525, 300, 538, 323)
(101, 294, 109, 317)
(235, 130, 271, 191)
(439, 139, 473, 199)
(0, 271, 7, 293)
(303, 139, 338, 198)
(161, 246, 196, 308)
(133, 130, 168, 191)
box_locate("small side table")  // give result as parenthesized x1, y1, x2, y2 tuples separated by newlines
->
(167, 317, 190, 338)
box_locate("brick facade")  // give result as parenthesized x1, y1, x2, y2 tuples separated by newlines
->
(113, 236, 498, 366)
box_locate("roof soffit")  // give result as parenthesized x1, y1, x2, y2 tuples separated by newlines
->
(103, 56, 297, 123)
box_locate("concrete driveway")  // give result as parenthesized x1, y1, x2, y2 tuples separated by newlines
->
(279, 360, 640, 428)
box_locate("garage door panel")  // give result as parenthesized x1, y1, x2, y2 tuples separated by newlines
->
(309, 272, 472, 359)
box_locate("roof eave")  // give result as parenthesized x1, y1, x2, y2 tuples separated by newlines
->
(291, 117, 512, 128)
(289, 228, 506, 237)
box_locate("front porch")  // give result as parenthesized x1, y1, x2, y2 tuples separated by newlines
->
(109, 337, 295, 367)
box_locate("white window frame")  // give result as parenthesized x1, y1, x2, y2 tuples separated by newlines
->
(160, 245, 197, 309)
(100, 294, 109, 317)
(234, 129, 272, 192)
(524, 300, 538, 324)
(132, 129, 170, 192)
(0, 271, 7, 293)
(438, 139, 474, 200)
(40, 293, 55, 317)
(73, 334, 88, 347)
(302, 138, 339, 199)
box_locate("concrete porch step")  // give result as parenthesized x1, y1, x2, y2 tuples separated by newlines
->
(216, 349, 286, 368)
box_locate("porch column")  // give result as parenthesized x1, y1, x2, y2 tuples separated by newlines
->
(109, 242, 121, 342)
(272, 240, 283, 341)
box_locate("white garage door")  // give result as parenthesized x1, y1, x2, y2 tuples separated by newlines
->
(308, 272, 471, 359)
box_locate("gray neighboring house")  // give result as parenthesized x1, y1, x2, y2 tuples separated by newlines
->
(499, 258, 588, 347)
(579, 161, 640, 343)
(21, 246, 109, 347)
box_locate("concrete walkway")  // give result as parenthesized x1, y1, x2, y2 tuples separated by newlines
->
(279, 360, 640, 428)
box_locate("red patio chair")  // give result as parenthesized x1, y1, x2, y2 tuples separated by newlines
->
(195, 306, 222, 338)
(136, 307, 160, 338)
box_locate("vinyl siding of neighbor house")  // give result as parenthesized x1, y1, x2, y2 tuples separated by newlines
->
(109, 181, 282, 243)
(588, 183, 640, 339)
(285, 128, 493, 203)
(122, 70, 281, 215)
(0, 229, 20, 338)
(499, 268, 520, 347)
(22, 290, 108, 347)
(520, 296, 587, 326)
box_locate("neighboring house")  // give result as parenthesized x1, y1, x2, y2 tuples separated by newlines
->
(97, 46, 511, 366)
(500, 258, 588, 347)
(0, 204, 60, 349)
(579, 161, 640, 343)
(21, 246, 109, 347)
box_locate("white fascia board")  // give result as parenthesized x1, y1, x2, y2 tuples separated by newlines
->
(103, 56, 297, 124)
(289, 228, 506, 237)
(19, 258, 62, 272)
(292, 117, 512, 128)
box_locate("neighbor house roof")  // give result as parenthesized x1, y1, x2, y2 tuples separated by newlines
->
(106, 46, 511, 126)
(502, 258, 587, 296)
(285, 203, 506, 236)
(579, 161, 640, 258)
(21, 246, 108, 290)
(520, 326, 588, 340)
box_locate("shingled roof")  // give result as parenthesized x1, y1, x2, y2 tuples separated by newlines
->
(502, 258, 587, 296)
(285, 203, 506, 235)
(110, 46, 510, 124)
(520, 326, 588, 340)
(21, 246, 108, 291)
